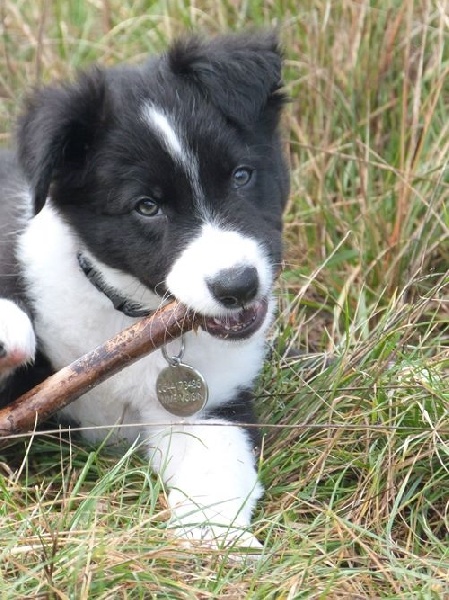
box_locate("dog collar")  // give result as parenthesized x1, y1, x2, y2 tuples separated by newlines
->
(77, 252, 153, 318)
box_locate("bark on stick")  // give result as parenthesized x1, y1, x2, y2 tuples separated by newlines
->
(0, 302, 197, 439)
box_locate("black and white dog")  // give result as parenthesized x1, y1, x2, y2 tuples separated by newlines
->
(0, 32, 289, 548)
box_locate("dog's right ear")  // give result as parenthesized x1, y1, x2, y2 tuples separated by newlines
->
(18, 68, 107, 214)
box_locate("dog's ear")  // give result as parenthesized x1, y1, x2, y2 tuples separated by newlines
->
(18, 68, 107, 214)
(168, 31, 286, 128)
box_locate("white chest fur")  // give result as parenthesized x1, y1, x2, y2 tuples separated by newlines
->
(18, 205, 269, 442)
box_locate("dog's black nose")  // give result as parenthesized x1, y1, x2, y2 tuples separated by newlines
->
(207, 266, 259, 308)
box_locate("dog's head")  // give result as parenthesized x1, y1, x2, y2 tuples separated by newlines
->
(18, 32, 289, 340)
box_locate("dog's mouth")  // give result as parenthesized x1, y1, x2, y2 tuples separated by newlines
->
(77, 252, 270, 340)
(200, 298, 269, 341)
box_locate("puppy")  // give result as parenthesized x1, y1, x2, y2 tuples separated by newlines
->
(0, 31, 289, 548)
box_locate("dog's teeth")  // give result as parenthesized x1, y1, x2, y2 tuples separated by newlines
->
(205, 303, 263, 339)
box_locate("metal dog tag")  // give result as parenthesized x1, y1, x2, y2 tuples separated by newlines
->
(156, 339, 208, 417)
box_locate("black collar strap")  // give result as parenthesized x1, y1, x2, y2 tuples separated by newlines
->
(77, 252, 153, 318)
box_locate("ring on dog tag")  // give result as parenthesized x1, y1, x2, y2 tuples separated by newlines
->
(156, 339, 208, 417)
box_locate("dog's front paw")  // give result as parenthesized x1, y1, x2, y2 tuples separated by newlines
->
(173, 522, 263, 554)
(168, 491, 263, 558)
(0, 299, 35, 380)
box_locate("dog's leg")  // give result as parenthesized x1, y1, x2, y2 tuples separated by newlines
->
(149, 420, 263, 551)
(0, 153, 36, 394)
(0, 298, 35, 386)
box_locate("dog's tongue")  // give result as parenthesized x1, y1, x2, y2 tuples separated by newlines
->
(201, 299, 268, 341)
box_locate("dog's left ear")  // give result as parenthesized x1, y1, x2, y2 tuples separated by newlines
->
(168, 31, 286, 128)
(18, 68, 107, 214)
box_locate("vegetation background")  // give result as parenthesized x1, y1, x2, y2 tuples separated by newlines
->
(1, 0, 449, 597)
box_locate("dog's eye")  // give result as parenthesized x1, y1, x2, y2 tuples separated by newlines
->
(135, 197, 161, 217)
(233, 167, 254, 188)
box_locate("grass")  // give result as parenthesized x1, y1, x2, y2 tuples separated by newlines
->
(1, 0, 449, 597)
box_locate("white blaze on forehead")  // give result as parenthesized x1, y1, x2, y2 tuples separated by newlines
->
(142, 104, 184, 160)
(141, 103, 206, 214)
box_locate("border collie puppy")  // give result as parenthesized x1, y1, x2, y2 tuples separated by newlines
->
(0, 31, 289, 548)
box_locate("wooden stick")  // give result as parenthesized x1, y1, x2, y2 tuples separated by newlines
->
(0, 302, 198, 439)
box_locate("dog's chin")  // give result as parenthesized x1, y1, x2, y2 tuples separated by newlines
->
(199, 298, 269, 341)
